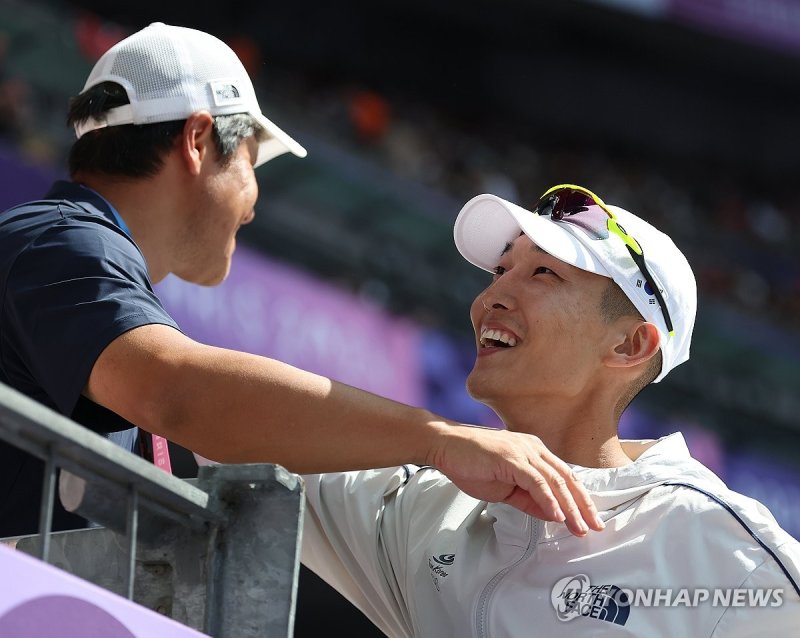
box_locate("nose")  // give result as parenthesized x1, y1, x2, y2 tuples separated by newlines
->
(481, 299, 510, 314)
(473, 291, 513, 323)
(478, 279, 516, 313)
(480, 297, 507, 312)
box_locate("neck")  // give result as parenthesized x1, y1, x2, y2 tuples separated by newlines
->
(73, 171, 182, 283)
(493, 392, 633, 468)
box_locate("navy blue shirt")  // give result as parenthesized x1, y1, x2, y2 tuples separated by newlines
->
(0, 181, 180, 536)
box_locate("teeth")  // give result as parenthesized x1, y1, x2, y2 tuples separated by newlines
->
(480, 328, 517, 348)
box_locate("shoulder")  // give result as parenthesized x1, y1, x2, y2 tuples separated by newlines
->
(654, 482, 795, 545)
(5, 209, 145, 285)
(710, 542, 800, 637)
(3, 188, 133, 251)
(646, 482, 800, 592)
(304, 465, 459, 503)
(30, 207, 133, 254)
(304, 466, 477, 530)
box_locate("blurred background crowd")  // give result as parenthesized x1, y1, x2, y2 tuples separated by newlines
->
(1, 0, 799, 634)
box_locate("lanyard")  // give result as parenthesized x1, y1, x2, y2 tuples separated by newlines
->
(150, 435, 173, 474)
(80, 184, 173, 475)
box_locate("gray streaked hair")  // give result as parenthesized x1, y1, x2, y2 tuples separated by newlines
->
(212, 113, 266, 163)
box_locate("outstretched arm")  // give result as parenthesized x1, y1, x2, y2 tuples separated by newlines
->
(86, 323, 603, 535)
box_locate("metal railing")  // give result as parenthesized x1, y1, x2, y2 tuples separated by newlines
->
(0, 381, 304, 637)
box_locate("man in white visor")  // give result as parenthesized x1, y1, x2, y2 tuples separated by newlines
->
(301, 184, 800, 637)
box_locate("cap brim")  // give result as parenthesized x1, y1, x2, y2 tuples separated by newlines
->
(253, 112, 307, 167)
(453, 194, 611, 277)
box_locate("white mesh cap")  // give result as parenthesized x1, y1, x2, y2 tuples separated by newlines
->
(74, 22, 306, 167)
(454, 194, 697, 383)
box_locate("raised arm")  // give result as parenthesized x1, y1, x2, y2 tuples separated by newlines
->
(86, 323, 604, 535)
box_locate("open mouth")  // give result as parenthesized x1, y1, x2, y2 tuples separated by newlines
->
(479, 328, 518, 348)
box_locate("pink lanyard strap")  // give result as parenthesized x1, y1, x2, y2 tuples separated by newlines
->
(150, 434, 172, 474)
(100, 197, 174, 476)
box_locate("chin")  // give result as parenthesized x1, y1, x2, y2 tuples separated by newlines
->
(465, 371, 493, 403)
(467, 370, 519, 410)
(202, 255, 233, 286)
(201, 274, 226, 287)
(185, 264, 230, 287)
(203, 269, 230, 286)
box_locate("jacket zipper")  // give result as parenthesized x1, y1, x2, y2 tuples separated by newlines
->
(474, 517, 541, 638)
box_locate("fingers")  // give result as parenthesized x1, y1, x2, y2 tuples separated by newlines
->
(539, 467, 589, 537)
(507, 450, 604, 537)
(541, 450, 606, 534)
(512, 469, 569, 525)
(503, 487, 551, 521)
(434, 426, 605, 537)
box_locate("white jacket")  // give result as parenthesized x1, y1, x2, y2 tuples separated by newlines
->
(301, 433, 800, 637)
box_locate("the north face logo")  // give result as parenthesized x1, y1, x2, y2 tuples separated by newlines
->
(551, 574, 630, 626)
(214, 84, 240, 100)
(210, 81, 242, 105)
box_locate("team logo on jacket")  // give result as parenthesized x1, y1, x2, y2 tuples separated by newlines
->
(428, 553, 455, 591)
(551, 574, 630, 626)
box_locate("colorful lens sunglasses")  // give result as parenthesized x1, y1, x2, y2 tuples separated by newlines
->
(534, 184, 675, 336)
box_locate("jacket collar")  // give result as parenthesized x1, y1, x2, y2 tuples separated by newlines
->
(486, 433, 725, 546)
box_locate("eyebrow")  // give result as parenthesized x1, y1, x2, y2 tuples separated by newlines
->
(499, 235, 547, 257)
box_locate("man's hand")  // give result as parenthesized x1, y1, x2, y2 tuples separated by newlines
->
(427, 425, 605, 537)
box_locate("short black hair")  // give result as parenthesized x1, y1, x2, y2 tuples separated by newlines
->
(67, 82, 263, 178)
(599, 281, 662, 418)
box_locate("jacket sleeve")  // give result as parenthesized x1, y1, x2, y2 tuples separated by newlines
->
(301, 468, 416, 638)
(710, 539, 800, 637)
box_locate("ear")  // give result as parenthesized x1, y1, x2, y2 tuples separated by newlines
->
(604, 321, 661, 370)
(179, 112, 215, 176)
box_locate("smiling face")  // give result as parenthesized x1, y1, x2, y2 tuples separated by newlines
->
(466, 234, 617, 410)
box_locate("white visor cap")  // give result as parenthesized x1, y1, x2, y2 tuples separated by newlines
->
(454, 194, 697, 383)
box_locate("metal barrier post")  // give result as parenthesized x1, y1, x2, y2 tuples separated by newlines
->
(0, 381, 305, 637)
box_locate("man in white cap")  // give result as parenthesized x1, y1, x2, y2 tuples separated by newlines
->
(301, 185, 800, 636)
(0, 26, 602, 537)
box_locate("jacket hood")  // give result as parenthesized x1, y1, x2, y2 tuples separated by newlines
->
(578, 433, 726, 512)
(487, 433, 727, 544)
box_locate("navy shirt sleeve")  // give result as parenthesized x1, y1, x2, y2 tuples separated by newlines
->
(2, 213, 179, 419)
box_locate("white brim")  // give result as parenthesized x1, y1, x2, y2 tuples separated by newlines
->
(253, 112, 307, 167)
(454, 194, 612, 277)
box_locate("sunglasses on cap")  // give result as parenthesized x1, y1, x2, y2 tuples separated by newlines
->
(534, 184, 675, 336)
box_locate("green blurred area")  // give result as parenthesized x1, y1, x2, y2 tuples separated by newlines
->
(0, 2, 91, 94)
(1, 0, 798, 443)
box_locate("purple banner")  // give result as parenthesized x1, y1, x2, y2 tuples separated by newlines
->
(420, 330, 502, 429)
(726, 452, 800, 540)
(155, 247, 423, 406)
(667, 0, 800, 54)
(0, 144, 61, 211)
(0, 544, 206, 637)
(619, 409, 728, 477)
